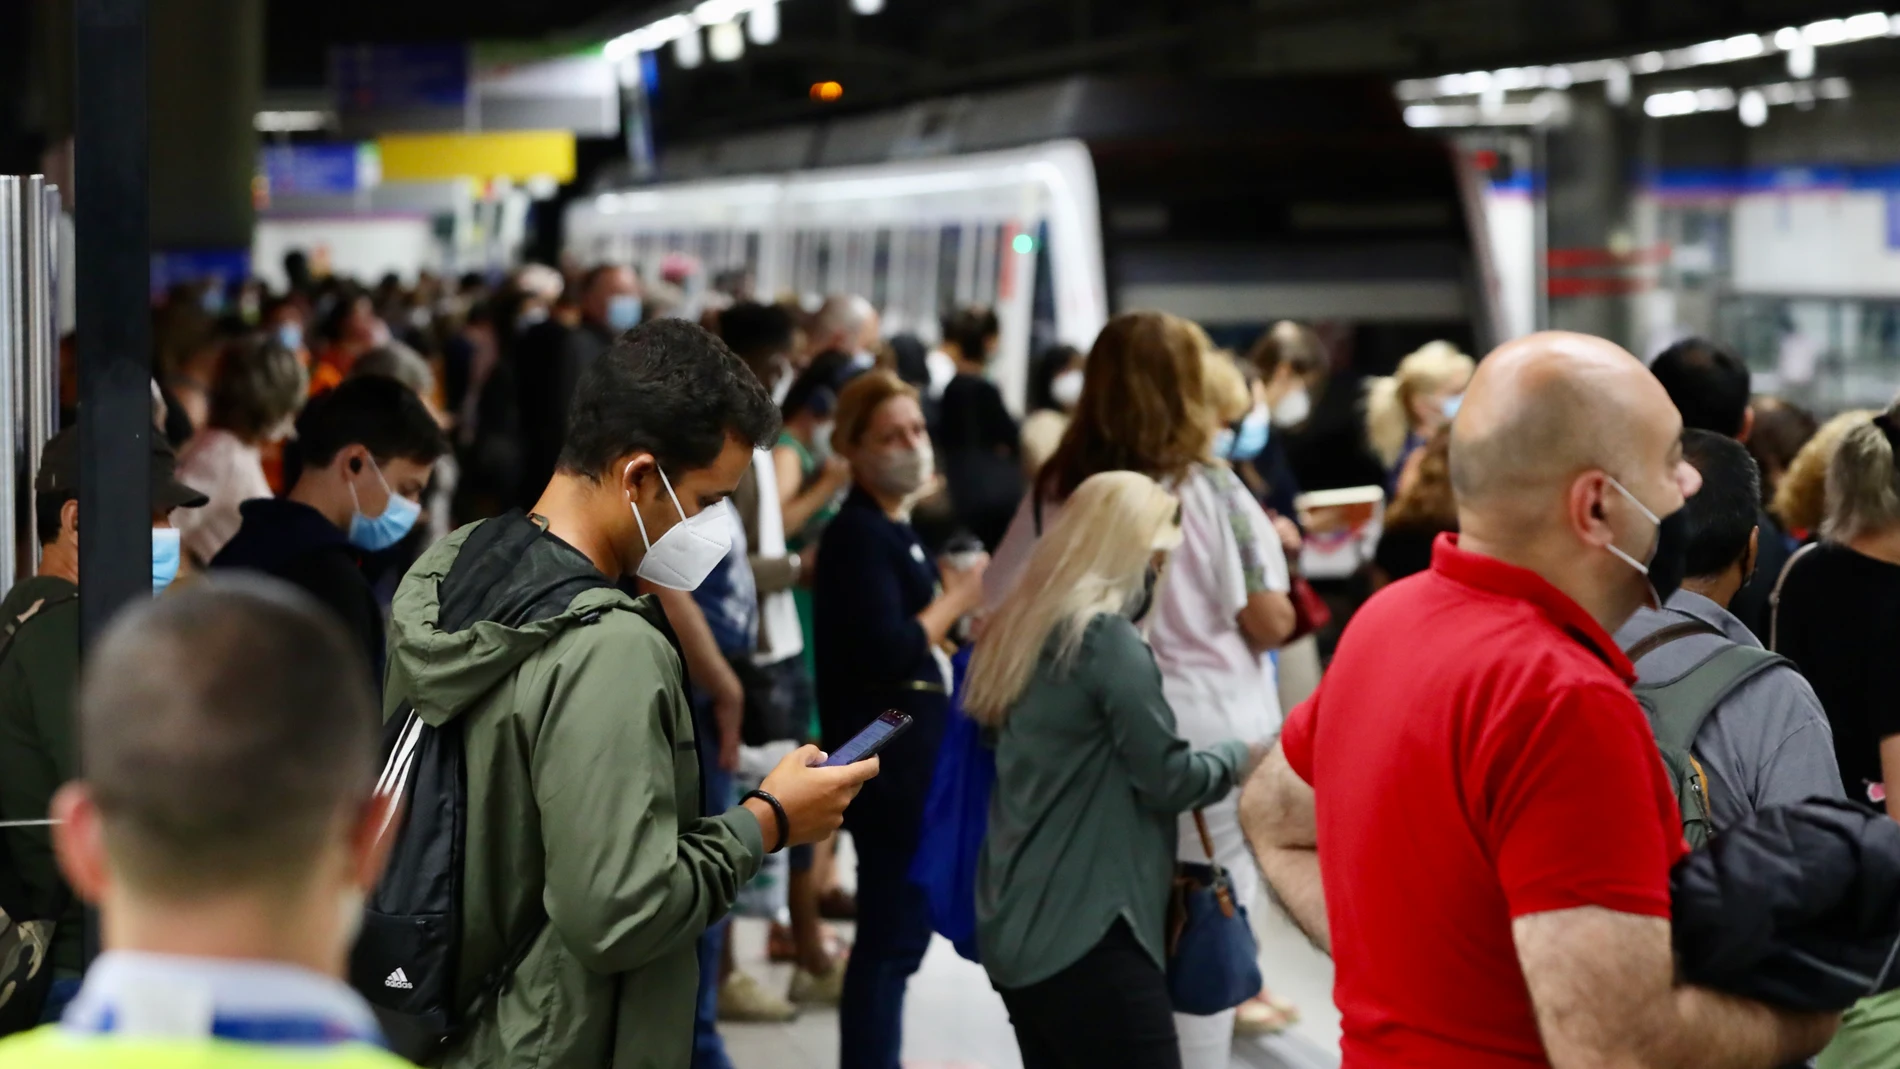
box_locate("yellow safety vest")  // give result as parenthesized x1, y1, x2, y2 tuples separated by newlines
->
(0, 1027, 413, 1069)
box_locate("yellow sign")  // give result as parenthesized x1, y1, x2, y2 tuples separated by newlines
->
(376, 130, 576, 183)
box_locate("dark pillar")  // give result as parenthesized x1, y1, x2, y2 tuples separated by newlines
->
(149, 0, 260, 255)
(1544, 93, 1636, 348)
(74, 0, 151, 644)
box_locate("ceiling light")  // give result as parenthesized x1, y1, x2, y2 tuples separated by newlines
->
(707, 19, 744, 61)
(1738, 88, 1768, 126)
(1845, 11, 1891, 37)
(673, 27, 704, 68)
(850, 0, 884, 13)
(748, 0, 780, 44)
(1787, 41, 1816, 78)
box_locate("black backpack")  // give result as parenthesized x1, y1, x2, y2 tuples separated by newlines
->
(348, 514, 620, 1061)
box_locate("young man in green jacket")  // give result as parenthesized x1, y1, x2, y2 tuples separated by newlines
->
(383, 319, 878, 1069)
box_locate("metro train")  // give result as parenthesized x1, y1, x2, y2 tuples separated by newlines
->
(564, 77, 1496, 414)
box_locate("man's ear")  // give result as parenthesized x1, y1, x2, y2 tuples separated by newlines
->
(51, 783, 109, 905)
(620, 453, 657, 495)
(1738, 405, 1756, 444)
(61, 498, 79, 542)
(1742, 526, 1761, 585)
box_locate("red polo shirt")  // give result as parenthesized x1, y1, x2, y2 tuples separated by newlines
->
(1281, 534, 1686, 1069)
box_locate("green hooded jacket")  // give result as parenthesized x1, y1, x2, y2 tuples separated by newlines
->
(384, 518, 765, 1069)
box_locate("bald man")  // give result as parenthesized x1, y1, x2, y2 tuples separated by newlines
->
(1240, 332, 1836, 1069)
(807, 294, 880, 367)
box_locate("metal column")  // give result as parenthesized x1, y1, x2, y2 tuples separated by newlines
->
(22, 175, 55, 571)
(75, 0, 151, 645)
(0, 176, 18, 595)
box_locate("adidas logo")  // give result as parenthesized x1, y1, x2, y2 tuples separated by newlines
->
(384, 968, 413, 990)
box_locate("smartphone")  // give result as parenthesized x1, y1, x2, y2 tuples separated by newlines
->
(823, 711, 914, 767)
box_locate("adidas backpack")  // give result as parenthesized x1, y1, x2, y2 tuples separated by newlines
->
(1627, 620, 1791, 849)
(349, 515, 617, 1061)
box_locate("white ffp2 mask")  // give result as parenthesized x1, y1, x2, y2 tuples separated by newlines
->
(630, 463, 733, 591)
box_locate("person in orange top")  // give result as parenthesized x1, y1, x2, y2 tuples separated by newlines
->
(310, 291, 388, 396)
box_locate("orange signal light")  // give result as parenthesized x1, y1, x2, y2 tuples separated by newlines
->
(810, 81, 844, 102)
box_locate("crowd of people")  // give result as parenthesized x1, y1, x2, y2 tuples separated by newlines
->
(7, 245, 1900, 1069)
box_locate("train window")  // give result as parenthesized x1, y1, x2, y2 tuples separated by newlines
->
(1029, 220, 1057, 359)
(745, 232, 761, 276)
(938, 225, 962, 316)
(973, 224, 1000, 308)
(815, 231, 834, 296)
(871, 229, 892, 311)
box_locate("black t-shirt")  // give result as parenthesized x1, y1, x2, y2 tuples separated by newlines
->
(1774, 541, 1900, 805)
(1373, 522, 1450, 585)
(935, 374, 1022, 550)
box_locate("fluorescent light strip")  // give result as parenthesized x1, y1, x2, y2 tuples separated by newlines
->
(604, 0, 784, 60)
(1395, 12, 1893, 102)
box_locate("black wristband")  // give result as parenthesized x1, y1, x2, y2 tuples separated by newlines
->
(743, 789, 790, 854)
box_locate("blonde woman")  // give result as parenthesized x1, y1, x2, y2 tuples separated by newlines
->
(1365, 340, 1474, 494)
(970, 471, 1262, 1069)
(1774, 410, 1875, 540)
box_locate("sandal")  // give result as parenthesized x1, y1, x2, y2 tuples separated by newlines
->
(1233, 991, 1299, 1036)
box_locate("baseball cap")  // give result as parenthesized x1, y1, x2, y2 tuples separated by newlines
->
(36, 427, 211, 511)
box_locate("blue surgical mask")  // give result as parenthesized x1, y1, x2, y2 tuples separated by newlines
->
(347, 457, 422, 552)
(607, 294, 643, 332)
(1443, 394, 1463, 421)
(1229, 405, 1271, 461)
(276, 322, 304, 352)
(152, 527, 181, 594)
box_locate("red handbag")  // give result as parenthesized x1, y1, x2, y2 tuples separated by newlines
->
(1285, 574, 1332, 643)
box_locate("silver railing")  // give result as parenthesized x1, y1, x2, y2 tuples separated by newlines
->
(0, 175, 65, 593)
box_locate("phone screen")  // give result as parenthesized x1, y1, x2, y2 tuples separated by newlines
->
(824, 713, 911, 767)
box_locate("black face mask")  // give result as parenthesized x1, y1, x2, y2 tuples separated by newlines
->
(1645, 506, 1690, 607)
(1128, 562, 1161, 623)
(1607, 476, 1689, 608)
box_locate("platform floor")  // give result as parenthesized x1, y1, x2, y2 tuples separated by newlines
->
(720, 876, 1340, 1069)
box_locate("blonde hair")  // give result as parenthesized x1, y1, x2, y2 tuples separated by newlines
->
(1823, 409, 1900, 542)
(1202, 349, 1250, 425)
(832, 369, 918, 452)
(1365, 341, 1474, 468)
(1039, 311, 1214, 502)
(1775, 409, 1873, 535)
(963, 472, 1182, 725)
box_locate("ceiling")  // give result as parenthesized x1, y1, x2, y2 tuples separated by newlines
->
(267, 0, 1886, 138)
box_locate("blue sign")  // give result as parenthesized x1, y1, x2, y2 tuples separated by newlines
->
(1888, 191, 1900, 251)
(330, 43, 469, 113)
(262, 143, 370, 196)
(150, 250, 251, 300)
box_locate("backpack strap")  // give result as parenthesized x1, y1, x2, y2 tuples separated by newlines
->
(1769, 541, 1821, 653)
(1639, 643, 1792, 754)
(1624, 619, 1721, 664)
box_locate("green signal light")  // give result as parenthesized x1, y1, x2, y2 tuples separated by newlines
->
(1011, 233, 1036, 255)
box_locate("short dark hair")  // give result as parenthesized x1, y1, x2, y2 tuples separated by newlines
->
(1652, 337, 1751, 439)
(79, 577, 380, 895)
(1680, 428, 1762, 580)
(941, 306, 999, 362)
(718, 301, 796, 366)
(293, 375, 448, 470)
(558, 318, 780, 478)
(35, 490, 73, 545)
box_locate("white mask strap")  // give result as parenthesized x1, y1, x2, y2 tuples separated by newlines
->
(627, 460, 654, 551)
(1603, 475, 1658, 576)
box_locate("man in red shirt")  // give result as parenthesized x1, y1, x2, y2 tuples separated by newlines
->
(1241, 331, 1837, 1069)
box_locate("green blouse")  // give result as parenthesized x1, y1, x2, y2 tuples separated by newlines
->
(976, 613, 1248, 990)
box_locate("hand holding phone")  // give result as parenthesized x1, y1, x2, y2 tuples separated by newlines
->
(823, 711, 914, 767)
(751, 742, 883, 850)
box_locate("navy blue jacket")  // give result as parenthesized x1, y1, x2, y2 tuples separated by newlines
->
(813, 486, 950, 848)
(211, 498, 384, 685)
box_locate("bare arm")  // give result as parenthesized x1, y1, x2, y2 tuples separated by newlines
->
(1236, 590, 1297, 653)
(1880, 735, 1900, 823)
(643, 582, 744, 772)
(777, 446, 850, 535)
(916, 556, 987, 647)
(1514, 907, 1837, 1069)
(1238, 742, 1329, 953)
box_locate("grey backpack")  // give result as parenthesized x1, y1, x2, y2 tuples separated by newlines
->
(1627, 620, 1791, 848)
